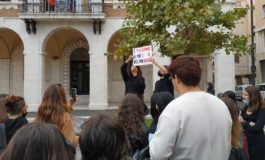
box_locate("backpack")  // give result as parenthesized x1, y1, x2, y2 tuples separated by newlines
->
(0, 123, 6, 154)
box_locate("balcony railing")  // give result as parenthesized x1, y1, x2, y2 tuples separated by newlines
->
(21, 0, 104, 14)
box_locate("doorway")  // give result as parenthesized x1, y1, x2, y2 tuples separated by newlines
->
(70, 48, 89, 95)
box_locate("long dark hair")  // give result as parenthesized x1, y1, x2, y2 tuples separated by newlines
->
(118, 93, 145, 135)
(0, 122, 71, 160)
(79, 113, 129, 160)
(150, 92, 174, 122)
(245, 86, 263, 113)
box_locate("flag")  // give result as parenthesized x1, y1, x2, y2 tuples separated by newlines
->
(48, 0, 55, 7)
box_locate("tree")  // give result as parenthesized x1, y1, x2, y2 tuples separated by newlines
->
(111, 0, 249, 58)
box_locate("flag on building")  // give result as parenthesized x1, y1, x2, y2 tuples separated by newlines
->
(48, 0, 55, 7)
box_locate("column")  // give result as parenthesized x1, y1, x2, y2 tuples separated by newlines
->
(214, 49, 235, 95)
(88, 37, 108, 110)
(214, 1, 236, 95)
(24, 50, 45, 112)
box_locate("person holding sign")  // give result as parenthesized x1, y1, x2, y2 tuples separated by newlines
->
(151, 57, 174, 96)
(120, 55, 148, 113)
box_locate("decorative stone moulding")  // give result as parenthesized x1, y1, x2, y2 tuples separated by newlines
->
(61, 40, 89, 95)
(0, 2, 21, 9)
(112, 0, 125, 9)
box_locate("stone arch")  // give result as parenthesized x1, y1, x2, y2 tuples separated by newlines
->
(0, 28, 24, 95)
(61, 39, 89, 94)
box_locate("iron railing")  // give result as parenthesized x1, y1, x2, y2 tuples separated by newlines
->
(21, 0, 104, 14)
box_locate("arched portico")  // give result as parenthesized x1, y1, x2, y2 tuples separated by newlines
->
(0, 28, 24, 96)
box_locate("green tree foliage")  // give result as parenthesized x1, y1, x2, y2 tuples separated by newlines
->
(111, 0, 249, 58)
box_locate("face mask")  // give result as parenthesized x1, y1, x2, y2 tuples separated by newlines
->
(242, 99, 249, 106)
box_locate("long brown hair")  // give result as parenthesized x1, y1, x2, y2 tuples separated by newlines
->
(221, 97, 242, 149)
(118, 93, 145, 136)
(245, 86, 263, 113)
(35, 84, 70, 129)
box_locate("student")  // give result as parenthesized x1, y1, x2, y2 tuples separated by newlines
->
(239, 86, 265, 160)
(118, 93, 148, 155)
(79, 113, 131, 160)
(120, 55, 148, 113)
(35, 84, 78, 146)
(149, 56, 232, 160)
(221, 97, 248, 160)
(149, 92, 174, 135)
(0, 122, 71, 160)
(151, 57, 174, 96)
(4, 95, 28, 144)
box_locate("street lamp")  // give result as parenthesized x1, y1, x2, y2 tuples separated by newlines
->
(250, 0, 256, 85)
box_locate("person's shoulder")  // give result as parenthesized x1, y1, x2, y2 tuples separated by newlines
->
(161, 98, 183, 114)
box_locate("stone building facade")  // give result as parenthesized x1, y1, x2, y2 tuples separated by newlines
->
(0, 0, 238, 111)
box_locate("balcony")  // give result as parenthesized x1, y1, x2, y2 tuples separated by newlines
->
(18, 0, 105, 21)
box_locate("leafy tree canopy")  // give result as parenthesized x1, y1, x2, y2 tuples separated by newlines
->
(110, 0, 249, 58)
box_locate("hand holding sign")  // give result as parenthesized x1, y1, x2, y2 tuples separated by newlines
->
(133, 45, 153, 66)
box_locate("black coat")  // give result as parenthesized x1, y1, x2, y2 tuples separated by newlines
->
(120, 63, 146, 97)
(244, 108, 265, 160)
(154, 74, 174, 96)
(5, 117, 28, 144)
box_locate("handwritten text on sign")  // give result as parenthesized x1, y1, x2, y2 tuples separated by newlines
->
(133, 45, 152, 66)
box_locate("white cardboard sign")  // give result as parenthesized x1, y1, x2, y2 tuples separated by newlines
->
(132, 45, 153, 66)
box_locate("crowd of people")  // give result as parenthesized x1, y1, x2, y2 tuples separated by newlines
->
(0, 55, 264, 160)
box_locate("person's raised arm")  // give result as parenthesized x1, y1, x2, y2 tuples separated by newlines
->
(120, 55, 133, 82)
(151, 56, 168, 74)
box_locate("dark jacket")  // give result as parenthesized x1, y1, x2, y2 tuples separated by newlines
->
(0, 123, 6, 154)
(5, 116, 28, 144)
(120, 63, 146, 97)
(229, 148, 248, 160)
(154, 74, 174, 96)
(243, 108, 265, 160)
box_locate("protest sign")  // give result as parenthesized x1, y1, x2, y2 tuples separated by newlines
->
(132, 45, 152, 66)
